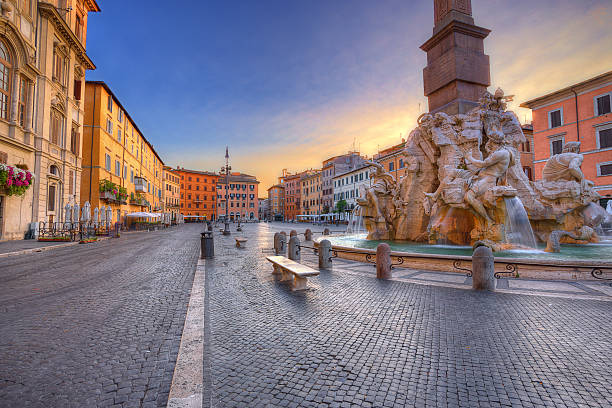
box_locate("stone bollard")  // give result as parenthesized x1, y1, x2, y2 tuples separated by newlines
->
(277, 233, 287, 256)
(273, 232, 281, 255)
(304, 229, 312, 241)
(318, 239, 332, 269)
(472, 245, 495, 291)
(323, 227, 330, 236)
(376, 243, 392, 279)
(290, 230, 297, 238)
(288, 236, 300, 261)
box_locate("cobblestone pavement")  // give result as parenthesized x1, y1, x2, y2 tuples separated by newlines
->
(206, 222, 612, 407)
(0, 239, 74, 255)
(0, 224, 202, 407)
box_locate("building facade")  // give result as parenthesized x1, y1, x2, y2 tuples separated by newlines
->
(373, 141, 409, 180)
(267, 184, 284, 221)
(258, 197, 269, 220)
(163, 165, 180, 220)
(333, 165, 373, 213)
(174, 167, 217, 220)
(301, 170, 321, 216)
(278, 169, 301, 221)
(217, 172, 259, 221)
(520, 71, 612, 203)
(321, 152, 366, 214)
(518, 124, 535, 181)
(0, 0, 100, 240)
(82, 81, 165, 222)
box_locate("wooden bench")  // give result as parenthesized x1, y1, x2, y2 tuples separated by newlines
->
(235, 237, 248, 248)
(266, 256, 320, 291)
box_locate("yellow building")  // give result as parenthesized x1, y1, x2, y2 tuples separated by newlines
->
(301, 170, 321, 216)
(81, 81, 164, 222)
(163, 165, 180, 222)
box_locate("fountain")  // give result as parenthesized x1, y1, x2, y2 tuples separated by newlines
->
(345, 205, 365, 235)
(314, 89, 611, 280)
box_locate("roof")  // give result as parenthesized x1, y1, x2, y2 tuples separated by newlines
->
(86, 81, 165, 165)
(84, 0, 101, 12)
(333, 163, 374, 179)
(217, 173, 260, 184)
(267, 184, 285, 191)
(174, 167, 218, 177)
(520, 70, 612, 109)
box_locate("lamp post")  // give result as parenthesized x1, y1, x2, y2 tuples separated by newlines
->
(221, 147, 231, 235)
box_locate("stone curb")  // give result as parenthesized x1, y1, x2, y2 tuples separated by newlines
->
(0, 236, 113, 258)
(167, 254, 205, 408)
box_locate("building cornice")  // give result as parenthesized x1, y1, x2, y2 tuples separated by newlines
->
(38, 2, 96, 70)
(520, 71, 612, 110)
(420, 19, 490, 52)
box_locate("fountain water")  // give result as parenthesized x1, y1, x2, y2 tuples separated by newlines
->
(504, 197, 537, 249)
(346, 205, 365, 235)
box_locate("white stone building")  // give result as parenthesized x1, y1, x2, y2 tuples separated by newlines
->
(332, 164, 373, 216)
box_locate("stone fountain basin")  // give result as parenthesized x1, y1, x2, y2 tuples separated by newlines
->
(314, 235, 612, 281)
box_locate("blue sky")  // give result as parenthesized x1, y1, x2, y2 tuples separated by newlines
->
(86, 0, 612, 190)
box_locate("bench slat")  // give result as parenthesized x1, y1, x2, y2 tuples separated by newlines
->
(266, 256, 320, 277)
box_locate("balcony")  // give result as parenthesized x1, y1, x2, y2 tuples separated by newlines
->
(134, 177, 147, 192)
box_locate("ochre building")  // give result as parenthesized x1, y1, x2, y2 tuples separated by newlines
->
(217, 172, 259, 221)
(82, 81, 165, 222)
(163, 165, 181, 221)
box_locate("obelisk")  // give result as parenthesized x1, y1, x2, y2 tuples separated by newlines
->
(420, 0, 491, 115)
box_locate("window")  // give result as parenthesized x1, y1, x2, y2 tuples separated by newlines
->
(118, 109, 123, 123)
(123, 165, 127, 179)
(50, 111, 61, 145)
(75, 12, 84, 42)
(598, 162, 612, 177)
(53, 50, 64, 84)
(548, 109, 562, 128)
(523, 140, 530, 152)
(70, 125, 79, 155)
(595, 93, 611, 116)
(551, 139, 563, 155)
(68, 170, 75, 195)
(0, 41, 10, 120)
(107, 94, 113, 112)
(117, 128, 122, 143)
(597, 127, 612, 149)
(389, 162, 394, 171)
(48, 184, 56, 211)
(105, 154, 111, 171)
(130, 169, 134, 183)
(18, 78, 27, 127)
(74, 79, 82, 101)
(114, 162, 119, 178)
(523, 167, 533, 181)
(106, 118, 113, 134)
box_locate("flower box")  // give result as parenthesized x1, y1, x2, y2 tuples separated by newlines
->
(100, 191, 117, 201)
(38, 237, 71, 242)
(79, 237, 98, 244)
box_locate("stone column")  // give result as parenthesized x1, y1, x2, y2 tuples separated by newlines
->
(288, 236, 300, 262)
(276, 233, 287, 256)
(323, 227, 330, 236)
(318, 239, 332, 269)
(376, 243, 392, 279)
(472, 245, 495, 291)
(25, 80, 34, 131)
(9, 68, 20, 123)
(290, 230, 297, 238)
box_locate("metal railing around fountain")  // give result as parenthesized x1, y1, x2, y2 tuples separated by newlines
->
(452, 260, 519, 279)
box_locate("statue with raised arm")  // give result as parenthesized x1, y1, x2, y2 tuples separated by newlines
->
(463, 134, 512, 225)
(365, 161, 397, 222)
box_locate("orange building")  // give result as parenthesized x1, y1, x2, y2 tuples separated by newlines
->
(175, 168, 218, 221)
(217, 172, 259, 221)
(521, 71, 612, 204)
(279, 169, 303, 221)
(163, 166, 181, 221)
(267, 184, 285, 221)
(301, 171, 322, 216)
(373, 141, 408, 180)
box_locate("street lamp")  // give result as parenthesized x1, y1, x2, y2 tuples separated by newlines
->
(220, 147, 231, 235)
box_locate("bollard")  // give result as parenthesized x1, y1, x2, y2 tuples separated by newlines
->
(273, 232, 280, 255)
(201, 231, 214, 259)
(288, 236, 300, 261)
(290, 230, 297, 238)
(304, 229, 312, 241)
(472, 245, 495, 290)
(376, 243, 392, 279)
(277, 233, 287, 256)
(323, 227, 330, 236)
(318, 239, 332, 269)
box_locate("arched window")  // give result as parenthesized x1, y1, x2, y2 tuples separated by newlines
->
(0, 40, 11, 120)
(49, 165, 59, 176)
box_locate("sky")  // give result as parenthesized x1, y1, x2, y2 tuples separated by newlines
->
(86, 0, 612, 191)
